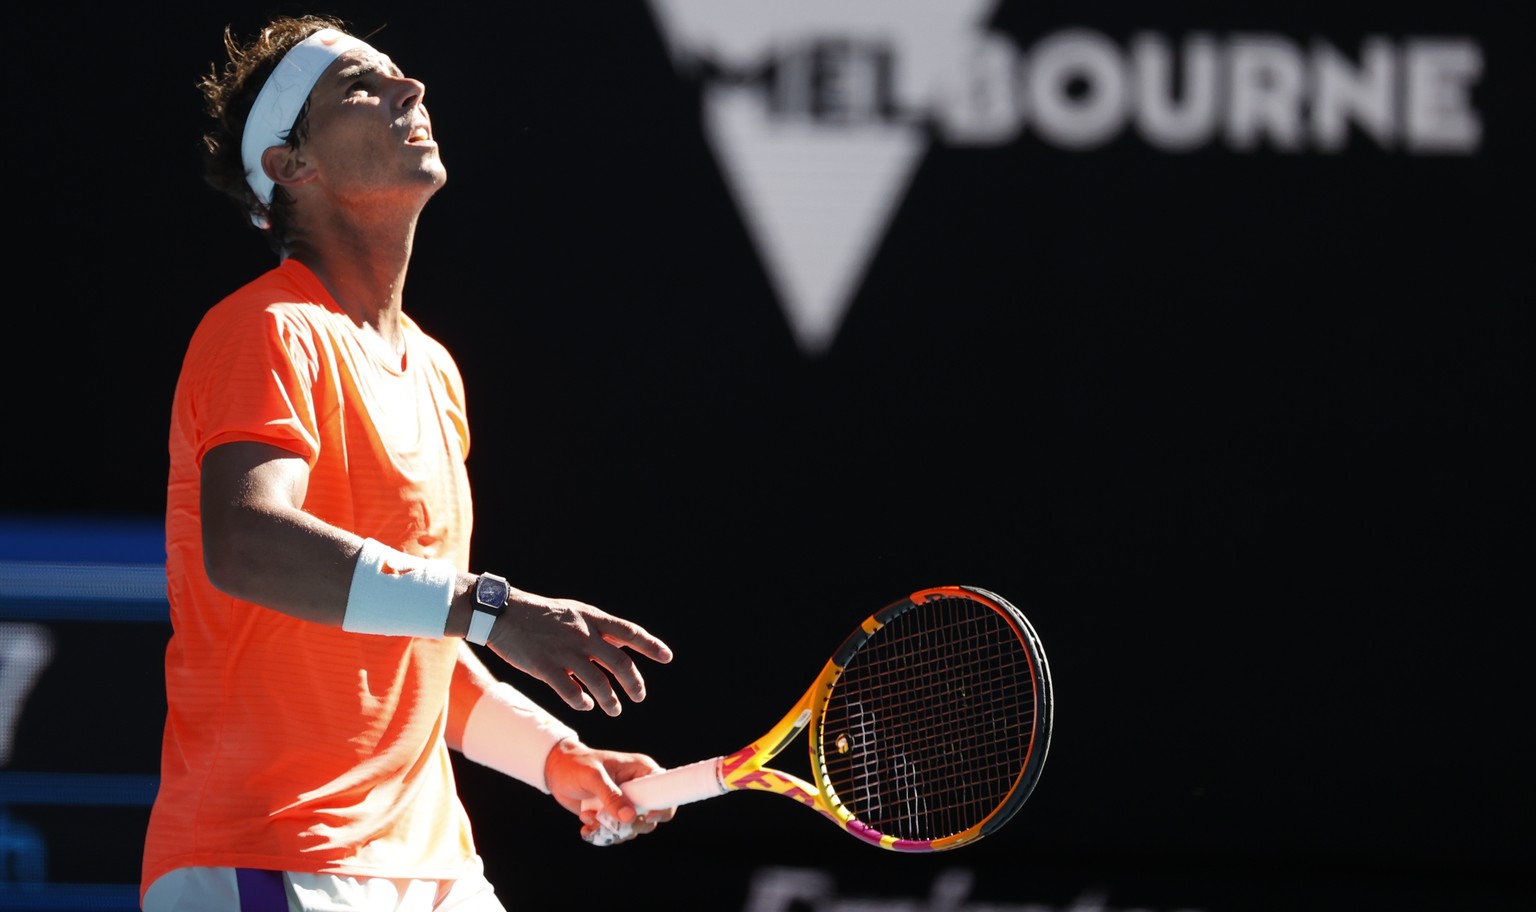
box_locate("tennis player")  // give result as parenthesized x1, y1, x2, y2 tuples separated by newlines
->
(141, 15, 674, 911)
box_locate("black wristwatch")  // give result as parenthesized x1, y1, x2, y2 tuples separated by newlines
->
(468, 572, 509, 645)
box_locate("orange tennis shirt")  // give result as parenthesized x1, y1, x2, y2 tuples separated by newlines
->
(144, 259, 478, 896)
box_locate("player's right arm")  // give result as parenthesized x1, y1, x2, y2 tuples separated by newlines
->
(199, 440, 359, 626)
(198, 439, 673, 715)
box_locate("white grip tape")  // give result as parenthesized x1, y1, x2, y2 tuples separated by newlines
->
(622, 757, 728, 811)
(583, 757, 727, 846)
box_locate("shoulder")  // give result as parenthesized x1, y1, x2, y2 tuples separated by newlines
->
(190, 261, 344, 356)
(204, 261, 333, 327)
(180, 264, 345, 391)
(403, 315, 464, 382)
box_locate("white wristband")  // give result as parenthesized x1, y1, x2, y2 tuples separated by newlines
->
(460, 682, 580, 793)
(343, 538, 456, 637)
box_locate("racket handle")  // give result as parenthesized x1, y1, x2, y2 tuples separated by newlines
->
(580, 757, 726, 846)
(619, 756, 727, 812)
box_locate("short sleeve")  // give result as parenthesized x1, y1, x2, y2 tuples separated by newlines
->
(184, 300, 323, 467)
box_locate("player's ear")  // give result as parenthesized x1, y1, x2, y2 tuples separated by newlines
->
(261, 143, 318, 193)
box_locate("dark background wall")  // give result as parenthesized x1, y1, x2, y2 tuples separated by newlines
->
(1, 2, 1527, 910)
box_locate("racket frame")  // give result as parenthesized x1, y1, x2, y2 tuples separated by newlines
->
(617, 585, 1053, 852)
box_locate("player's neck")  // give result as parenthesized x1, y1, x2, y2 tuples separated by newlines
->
(287, 213, 419, 341)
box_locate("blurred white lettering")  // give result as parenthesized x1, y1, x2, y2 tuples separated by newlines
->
(1226, 35, 1307, 151)
(1405, 40, 1483, 153)
(1025, 30, 1129, 149)
(1132, 33, 1220, 152)
(742, 867, 1204, 912)
(1313, 38, 1396, 152)
(930, 30, 1483, 153)
(647, 0, 1486, 356)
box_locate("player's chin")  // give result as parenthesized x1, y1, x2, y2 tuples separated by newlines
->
(410, 159, 447, 188)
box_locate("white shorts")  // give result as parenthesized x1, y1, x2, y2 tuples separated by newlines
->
(142, 856, 507, 912)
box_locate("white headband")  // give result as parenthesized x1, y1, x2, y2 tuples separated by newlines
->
(241, 27, 367, 214)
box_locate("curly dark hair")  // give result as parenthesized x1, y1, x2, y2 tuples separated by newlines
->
(196, 14, 350, 254)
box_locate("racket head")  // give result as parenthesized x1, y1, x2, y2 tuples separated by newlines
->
(808, 584, 1053, 852)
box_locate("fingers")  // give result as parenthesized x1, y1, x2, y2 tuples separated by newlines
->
(568, 662, 625, 717)
(546, 673, 596, 713)
(580, 796, 635, 845)
(591, 643, 651, 703)
(488, 591, 671, 714)
(577, 779, 635, 843)
(579, 797, 670, 846)
(598, 618, 674, 666)
(580, 617, 674, 714)
(529, 655, 631, 717)
(582, 811, 664, 846)
(563, 748, 673, 846)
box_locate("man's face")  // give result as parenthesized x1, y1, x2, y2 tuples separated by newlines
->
(295, 43, 446, 210)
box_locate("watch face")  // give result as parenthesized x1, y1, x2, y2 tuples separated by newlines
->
(477, 575, 509, 611)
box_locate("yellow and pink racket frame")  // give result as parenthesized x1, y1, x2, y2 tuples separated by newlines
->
(712, 585, 1054, 852)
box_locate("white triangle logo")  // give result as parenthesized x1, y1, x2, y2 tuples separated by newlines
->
(704, 89, 923, 355)
(647, 0, 999, 356)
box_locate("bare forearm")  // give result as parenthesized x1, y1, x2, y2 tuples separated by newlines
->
(201, 497, 364, 625)
(198, 442, 668, 714)
(203, 500, 485, 634)
(199, 441, 478, 630)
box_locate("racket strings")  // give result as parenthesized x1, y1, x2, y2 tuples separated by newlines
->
(819, 595, 1038, 842)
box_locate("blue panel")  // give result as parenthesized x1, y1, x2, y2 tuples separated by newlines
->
(0, 516, 163, 565)
(0, 773, 159, 807)
(0, 883, 141, 911)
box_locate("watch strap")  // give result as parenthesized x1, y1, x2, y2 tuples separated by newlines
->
(468, 572, 509, 646)
(467, 609, 497, 645)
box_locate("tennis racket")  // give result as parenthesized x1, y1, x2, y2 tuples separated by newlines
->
(588, 584, 1052, 851)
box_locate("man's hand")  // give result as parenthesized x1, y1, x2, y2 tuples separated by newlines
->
(485, 589, 673, 716)
(544, 739, 676, 845)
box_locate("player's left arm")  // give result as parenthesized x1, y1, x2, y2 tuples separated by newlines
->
(448, 642, 674, 842)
